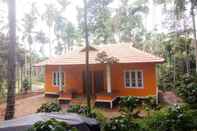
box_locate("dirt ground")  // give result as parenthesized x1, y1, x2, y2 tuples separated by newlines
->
(0, 94, 120, 121)
(159, 91, 182, 105)
(0, 94, 53, 121)
(0, 91, 182, 121)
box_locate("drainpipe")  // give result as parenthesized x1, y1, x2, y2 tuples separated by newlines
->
(106, 63, 112, 94)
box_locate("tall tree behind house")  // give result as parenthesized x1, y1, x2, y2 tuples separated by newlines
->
(22, 3, 38, 90)
(113, 0, 148, 43)
(78, 0, 114, 45)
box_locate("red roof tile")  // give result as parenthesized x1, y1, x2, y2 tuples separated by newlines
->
(35, 43, 164, 66)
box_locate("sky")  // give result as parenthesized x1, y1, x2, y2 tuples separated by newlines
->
(0, 0, 164, 57)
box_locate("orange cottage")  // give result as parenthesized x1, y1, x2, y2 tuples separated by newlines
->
(35, 44, 164, 108)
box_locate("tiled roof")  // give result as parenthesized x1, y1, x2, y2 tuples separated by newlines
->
(35, 43, 164, 66)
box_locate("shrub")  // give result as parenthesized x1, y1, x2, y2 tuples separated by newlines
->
(142, 96, 157, 109)
(104, 97, 142, 131)
(67, 105, 107, 129)
(28, 118, 77, 131)
(143, 105, 197, 131)
(176, 74, 197, 105)
(37, 101, 61, 113)
(119, 96, 141, 116)
(104, 116, 140, 131)
(67, 105, 96, 118)
(22, 78, 30, 93)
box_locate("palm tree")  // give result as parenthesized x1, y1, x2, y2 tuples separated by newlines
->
(84, 0, 91, 113)
(42, 4, 58, 57)
(5, 0, 16, 120)
(174, 0, 197, 72)
(22, 3, 37, 90)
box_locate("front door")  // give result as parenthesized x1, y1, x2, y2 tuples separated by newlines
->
(93, 71, 104, 93)
(82, 71, 104, 95)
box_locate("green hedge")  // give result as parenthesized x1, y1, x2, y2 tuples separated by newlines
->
(37, 101, 61, 113)
(28, 118, 77, 131)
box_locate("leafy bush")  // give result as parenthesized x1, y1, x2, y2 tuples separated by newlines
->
(119, 96, 158, 117)
(119, 96, 141, 112)
(142, 105, 197, 131)
(67, 105, 96, 118)
(22, 78, 31, 93)
(142, 96, 157, 109)
(104, 97, 142, 131)
(37, 101, 61, 113)
(176, 74, 197, 105)
(67, 105, 107, 129)
(104, 116, 140, 131)
(119, 96, 142, 118)
(28, 118, 77, 131)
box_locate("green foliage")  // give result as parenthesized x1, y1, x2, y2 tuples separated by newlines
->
(37, 101, 61, 113)
(176, 74, 197, 105)
(22, 78, 31, 91)
(67, 104, 107, 128)
(28, 118, 77, 131)
(142, 105, 197, 131)
(87, 0, 114, 44)
(95, 51, 119, 64)
(158, 36, 195, 91)
(142, 96, 157, 110)
(114, 0, 148, 43)
(104, 116, 140, 131)
(119, 96, 141, 113)
(54, 17, 78, 54)
(104, 96, 146, 131)
(67, 104, 96, 118)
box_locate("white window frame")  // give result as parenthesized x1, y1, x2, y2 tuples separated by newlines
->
(52, 71, 65, 87)
(124, 69, 144, 88)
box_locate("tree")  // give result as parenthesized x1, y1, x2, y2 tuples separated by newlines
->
(42, 4, 58, 56)
(88, 0, 114, 44)
(5, 0, 16, 120)
(113, 0, 148, 43)
(156, 0, 197, 72)
(189, 0, 197, 72)
(84, 0, 91, 113)
(35, 30, 49, 56)
(78, 0, 114, 44)
(0, 33, 8, 99)
(22, 3, 38, 90)
(54, 17, 77, 54)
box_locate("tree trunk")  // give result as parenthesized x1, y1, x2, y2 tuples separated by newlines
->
(48, 27, 52, 57)
(173, 55, 176, 89)
(24, 51, 27, 78)
(17, 65, 20, 94)
(191, 3, 197, 73)
(5, 0, 16, 120)
(29, 44, 32, 91)
(84, 0, 91, 112)
(20, 65, 23, 93)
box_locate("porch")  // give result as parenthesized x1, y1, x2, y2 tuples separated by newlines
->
(54, 63, 116, 108)
(57, 91, 119, 108)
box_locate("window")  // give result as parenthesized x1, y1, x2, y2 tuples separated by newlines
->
(124, 70, 143, 88)
(52, 71, 64, 86)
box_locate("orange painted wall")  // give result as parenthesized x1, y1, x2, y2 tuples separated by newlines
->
(45, 65, 106, 95)
(45, 63, 157, 96)
(111, 63, 157, 96)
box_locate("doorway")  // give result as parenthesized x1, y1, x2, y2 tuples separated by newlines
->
(82, 70, 104, 95)
(93, 71, 104, 94)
